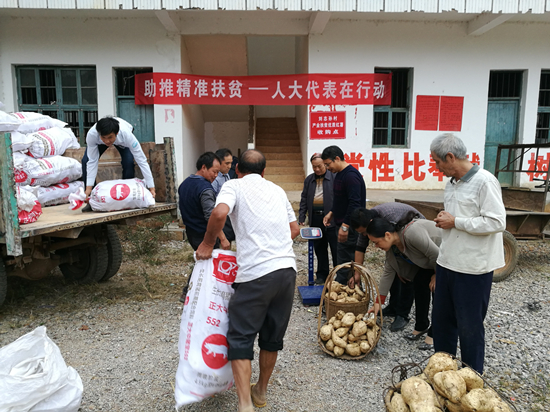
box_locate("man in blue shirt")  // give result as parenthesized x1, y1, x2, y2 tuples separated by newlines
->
(212, 148, 233, 195)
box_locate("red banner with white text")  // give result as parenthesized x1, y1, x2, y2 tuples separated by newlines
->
(135, 73, 392, 106)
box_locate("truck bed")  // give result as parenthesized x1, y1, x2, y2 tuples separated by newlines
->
(18, 202, 177, 238)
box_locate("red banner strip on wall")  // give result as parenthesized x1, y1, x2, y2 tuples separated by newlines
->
(135, 73, 392, 106)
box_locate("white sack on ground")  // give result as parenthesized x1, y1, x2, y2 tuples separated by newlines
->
(26, 127, 80, 158)
(175, 250, 237, 407)
(9, 131, 34, 152)
(88, 178, 155, 212)
(21, 181, 85, 207)
(14, 154, 82, 187)
(9, 112, 67, 134)
(0, 326, 83, 412)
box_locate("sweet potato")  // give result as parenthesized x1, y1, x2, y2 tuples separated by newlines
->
(320, 324, 333, 341)
(400, 376, 438, 412)
(354, 285, 365, 297)
(331, 330, 347, 348)
(345, 343, 361, 357)
(333, 320, 342, 329)
(325, 339, 334, 351)
(341, 312, 356, 327)
(460, 388, 494, 412)
(356, 313, 365, 321)
(333, 346, 344, 356)
(347, 333, 358, 342)
(352, 320, 367, 337)
(390, 393, 410, 412)
(424, 352, 458, 380)
(491, 399, 513, 412)
(330, 281, 342, 294)
(335, 310, 345, 320)
(367, 328, 376, 346)
(329, 291, 338, 301)
(328, 316, 336, 325)
(335, 327, 349, 338)
(457, 367, 484, 392)
(359, 340, 371, 353)
(445, 400, 465, 412)
(433, 371, 467, 404)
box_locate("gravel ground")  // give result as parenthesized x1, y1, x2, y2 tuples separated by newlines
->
(0, 237, 549, 412)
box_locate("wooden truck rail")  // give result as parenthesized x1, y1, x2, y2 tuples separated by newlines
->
(0, 132, 178, 306)
(395, 198, 550, 283)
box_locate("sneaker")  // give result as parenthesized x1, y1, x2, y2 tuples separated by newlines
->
(390, 316, 409, 332)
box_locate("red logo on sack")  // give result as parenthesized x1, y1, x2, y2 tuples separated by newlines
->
(212, 254, 238, 285)
(202, 334, 229, 369)
(54, 183, 69, 189)
(14, 169, 28, 183)
(110, 184, 130, 201)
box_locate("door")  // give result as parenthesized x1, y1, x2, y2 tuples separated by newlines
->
(115, 68, 154, 143)
(484, 101, 519, 186)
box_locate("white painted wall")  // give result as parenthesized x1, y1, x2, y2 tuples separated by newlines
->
(204, 121, 248, 155)
(307, 19, 550, 189)
(0, 15, 190, 184)
(248, 36, 296, 118)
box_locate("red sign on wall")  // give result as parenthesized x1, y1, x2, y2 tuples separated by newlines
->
(310, 111, 346, 139)
(135, 73, 392, 106)
(415, 95, 464, 132)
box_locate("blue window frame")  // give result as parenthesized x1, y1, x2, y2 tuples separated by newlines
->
(536, 71, 550, 143)
(373, 68, 411, 148)
(16, 66, 98, 145)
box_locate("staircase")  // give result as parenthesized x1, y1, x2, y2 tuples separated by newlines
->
(255, 118, 305, 191)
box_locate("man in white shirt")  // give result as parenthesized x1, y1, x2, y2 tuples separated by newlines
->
(431, 133, 506, 374)
(196, 150, 299, 412)
(81, 116, 155, 198)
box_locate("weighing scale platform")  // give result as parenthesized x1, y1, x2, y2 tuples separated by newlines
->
(298, 284, 325, 305)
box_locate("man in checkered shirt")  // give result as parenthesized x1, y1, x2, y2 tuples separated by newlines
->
(196, 149, 300, 412)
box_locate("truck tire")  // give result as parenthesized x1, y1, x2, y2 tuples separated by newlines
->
(101, 225, 122, 281)
(59, 244, 108, 284)
(493, 230, 519, 283)
(0, 261, 7, 307)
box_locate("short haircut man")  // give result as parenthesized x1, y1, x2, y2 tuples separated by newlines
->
(321, 145, 366, 285)
(212, 148, 233, 196)
(195, 149, 299, 411)
(81, 116, 156, 199)
(431, 133, 506, 374)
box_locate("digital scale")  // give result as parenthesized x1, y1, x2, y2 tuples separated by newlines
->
(297, 227, 325, 305)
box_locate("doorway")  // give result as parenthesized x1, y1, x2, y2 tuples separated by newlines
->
(484, 71, 523, 186)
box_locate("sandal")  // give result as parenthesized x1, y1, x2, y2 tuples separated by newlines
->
(250, 383, 267, 408)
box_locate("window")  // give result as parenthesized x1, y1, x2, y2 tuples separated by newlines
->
(373, 68, 411, 147)
(536, 71, 550, 143)
(16, 66, 98, 144)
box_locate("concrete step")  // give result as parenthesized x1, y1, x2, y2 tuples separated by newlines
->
(255, 138, 300, 146)
(270, 182, 304, 191)
(266, 159, 303, 168)
(256, 126, 298, 133)
(257, 146, 302, 153)
(257, 117, 297, 125)
(264, 166, 304, 175)
(264, 174, 304, 183)
(264, 152, 302, 160)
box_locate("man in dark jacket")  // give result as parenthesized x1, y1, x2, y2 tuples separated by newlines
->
(322, 145, 366, 285)
(298, 153, 337, 285)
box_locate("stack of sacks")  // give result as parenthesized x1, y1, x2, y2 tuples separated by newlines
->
(10, 112, 84, 211)
(15, 186, 42, 225)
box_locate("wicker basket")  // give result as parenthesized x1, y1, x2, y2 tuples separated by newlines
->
(384, 354, 519, 411)
(317, 262, 383, 360)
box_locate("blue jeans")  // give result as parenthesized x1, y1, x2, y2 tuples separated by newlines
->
(432, 264, 492, 373)
(81, 144, 135, 186)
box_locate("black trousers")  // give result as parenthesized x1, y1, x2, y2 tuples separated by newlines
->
(81, 144, 135, 186)
(413, 268, 434, 336)
(386, 275, 415, 320)
(334, 224, 359, 284)
(310, 213, 337, 281)
(433, 265, 493, 374)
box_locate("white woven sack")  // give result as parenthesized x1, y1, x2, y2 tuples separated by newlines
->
(175, 250, 237, 407)
(9, 112, 67, 134)
(88, 178, 155, 212)
(26, 127, 80, 158)
(0, 110, 21, 132)
(0, 326, 83, 412)
(10, 131, 34, 152)
(13, 154, 82, 187)
(21, 181, 85, 207)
